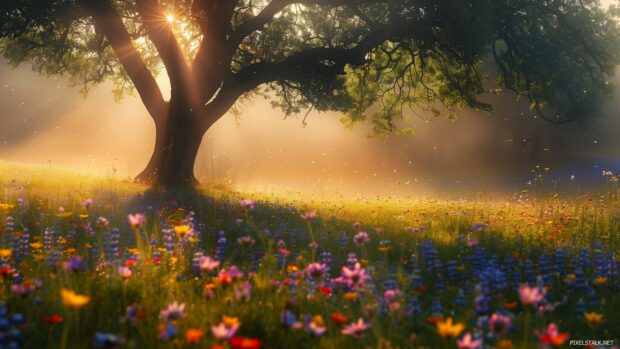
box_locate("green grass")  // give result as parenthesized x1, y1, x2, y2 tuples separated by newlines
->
(0, 160, 618, 348)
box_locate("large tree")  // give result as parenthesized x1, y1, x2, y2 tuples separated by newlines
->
(1, 0, 619, 187)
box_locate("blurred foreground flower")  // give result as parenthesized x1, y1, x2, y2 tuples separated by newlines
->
(61, 289, 90, 309)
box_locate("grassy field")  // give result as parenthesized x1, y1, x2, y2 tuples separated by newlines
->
(0, 161, 618, 348)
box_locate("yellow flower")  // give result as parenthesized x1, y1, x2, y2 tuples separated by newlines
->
(29, 242, 43, 250)
(55, 212, 73, 218)
(0, 203, 14, 210)
(287, 265, 298, 273)
(344, 292, 357, 302)
(0, 249, 12, 258)
(174, 225, 191, 239)
(584, 312, 604, 325)
(60, 289, 90, 309)
(127, 248, 139, 255)
(79, 214, 89, 219)
(312, 315, 325, 327)
(594, 277, 608, 285)
(436, 317, 465, 338)
(222, 315, 240, 327)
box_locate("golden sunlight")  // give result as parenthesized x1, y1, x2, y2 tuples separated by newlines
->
(166, 14, 175, 23)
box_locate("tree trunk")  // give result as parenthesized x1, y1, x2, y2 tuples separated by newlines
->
(135, 95, 212, 188)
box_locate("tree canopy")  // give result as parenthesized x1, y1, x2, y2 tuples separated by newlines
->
(1, 0, 620, 135)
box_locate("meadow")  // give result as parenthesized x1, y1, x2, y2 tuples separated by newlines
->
(0, 161, 618, 348)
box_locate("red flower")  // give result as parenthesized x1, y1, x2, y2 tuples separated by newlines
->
(536, 323, 569, 347)
(330, 312, 348, 326)
(278, 248, 291, 256)
(43, 315, 63, 325)
(319, 286, 332, 297)
(229, 337, 262, 349)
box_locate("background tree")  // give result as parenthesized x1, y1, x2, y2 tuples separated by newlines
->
(1, 0, 619, 187)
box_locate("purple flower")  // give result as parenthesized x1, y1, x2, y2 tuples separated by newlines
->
(198, 256, 220, 272)
(63, 256, 85, 272)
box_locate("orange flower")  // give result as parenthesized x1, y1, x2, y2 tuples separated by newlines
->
(436, 317, 465, 338)
(185, 328, 204, 343)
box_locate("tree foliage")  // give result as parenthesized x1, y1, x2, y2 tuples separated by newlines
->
(1, 0, 619, 135)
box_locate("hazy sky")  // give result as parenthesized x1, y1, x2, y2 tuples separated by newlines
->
(1, 1, 619, 196)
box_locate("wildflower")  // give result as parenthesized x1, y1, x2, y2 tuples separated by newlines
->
(30, 242, 43, 250)
(84, 198, 93, 209)
(174, 225, 192, 239)
(42, 314, 63, 325)
(11, 282, 35, 298)
(353, 231, 370, 247)
(211, 316, 240, 340)
(489, 313, 512, 336)
(340, 263, 368, 289)
(584, 312, 604, 326)
(344, 292, 357, 302)
(239, 199, 255, 209)
(127, 214, 145, 229)
(307, 315, 327, 336)
(229, 337, 262, 349)
(61, 289, 90, 309)
(436, 318, 465, 339)
(0, 249, 12, 258)
(384, 289, 402, 303)
(234, 281, 252, 301)
(519, 285, 546, 306)
(305, 263, 328, 280)
(118, 266, 132, 280)
(185, 328, 204, 343)
(159, 301, 186, 321)
(341, 318, 370, 338)
(535, 323, 569, 347)
(237, 236, 255, 246)
(330, 312, 348, 326)
(457, 333, 482, 349)
(593, 277, 608, 285)
(158, 322, 179, 341)
(301, 211, 317, 220)
(94, 332, 124, 348)
(199, 256, 220, 272)
(63, 256, 85, 272)
(497, 339, 513, 349)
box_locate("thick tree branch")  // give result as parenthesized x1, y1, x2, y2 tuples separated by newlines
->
(204, 25, 396, 125)
(192, 0, 241, 103)
(136, 0, 190, 92)
(80, 0, 166, 120)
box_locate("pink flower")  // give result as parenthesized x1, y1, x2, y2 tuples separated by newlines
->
(341, 263, 368, 289)
(353, 231, 370, 247)
(83, 198, 93, 209)
(118, 266, 132, 280)
(301, 211, 317, 220)
(211, 322, 239, 340)
(489, 313, 512, 336)
(383, 289, 402, 303)
(305, 263, 328, 280)
(127, 214, 145, 229)
(519, 285, 546, 306)
(457, 333, 482, 349)
(198, 256, 220, 272)
(535, 323, 569, 347)
(239, 199, 255, 210)
(234, 281, 252, 301)
(341, 318, 370, 338)
(159, 301, 186, 321)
